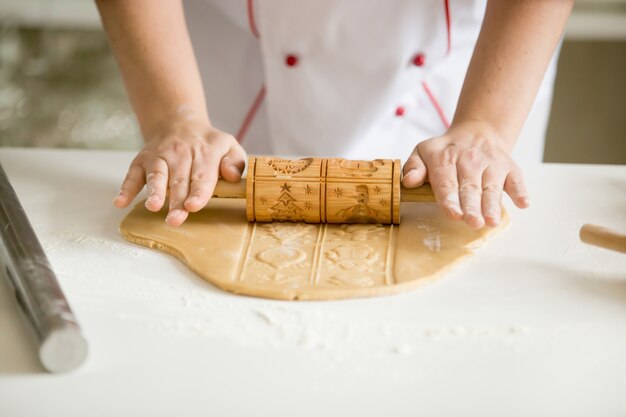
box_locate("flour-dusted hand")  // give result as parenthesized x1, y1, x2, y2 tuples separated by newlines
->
(113, 113, 246, 227)
(400, 0, 572, 229)
(97, 1, 247, 226)
(402, 121, 529, 229)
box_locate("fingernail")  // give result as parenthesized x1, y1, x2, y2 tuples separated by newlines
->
(467, 209, 482, 218)
(485, 206, 499, 219)
(402, 170, 418, 187)
(519, 197, 530, 207)
(228, 164, 243, 175)
(444, 193, 462, 215)
(465, 212, 484, 229)
(166, 210, 182, 222)
(147, 195, 159, 203)
(485, 214, 499, 225)
(186, 196, 199, 205)
(485, 211, 499, 224)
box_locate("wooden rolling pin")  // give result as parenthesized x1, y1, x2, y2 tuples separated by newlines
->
(579, 224, 626, 254)
(210, 156, 435, 224)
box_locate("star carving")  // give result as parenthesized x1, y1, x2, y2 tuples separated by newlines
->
(303, 184, 313, 195)
(303, 201, 312, 210)
(259, 196, 267, 205)
(333, 187, 343, 198)
(280, 183, 292, 192)
(373, 185, 382, 195)
(379, 198, 388, 207)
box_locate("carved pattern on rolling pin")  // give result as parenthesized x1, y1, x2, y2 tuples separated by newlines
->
(248, 156, 400, 225)
(333, 159, 385, 177)
(334, 185, 386, 224)
(267, 158, 313, 175)
(269, 183, 304, 221)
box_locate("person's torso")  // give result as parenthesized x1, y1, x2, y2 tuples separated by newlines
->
(184, 0, 553, 163)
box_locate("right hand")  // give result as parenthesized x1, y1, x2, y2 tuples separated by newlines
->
(113, 114, 246, 227)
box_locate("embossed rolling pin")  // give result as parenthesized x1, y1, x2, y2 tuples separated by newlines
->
(210, 156, 435, 225)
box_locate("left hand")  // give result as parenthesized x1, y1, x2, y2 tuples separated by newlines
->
(402, 121, 529, 229)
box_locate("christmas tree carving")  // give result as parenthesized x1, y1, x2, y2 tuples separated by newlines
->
(269, 183, 304, 221)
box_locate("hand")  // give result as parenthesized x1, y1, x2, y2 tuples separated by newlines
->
(113, 112, 246, 226)
(402, 121, 529, 229)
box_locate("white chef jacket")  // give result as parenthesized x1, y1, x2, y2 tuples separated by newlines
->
(184, 0, 559, 166)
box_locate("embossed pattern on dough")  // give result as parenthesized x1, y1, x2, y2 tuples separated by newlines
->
(236, 222, 395, 290)
(119, 199, 507, 300)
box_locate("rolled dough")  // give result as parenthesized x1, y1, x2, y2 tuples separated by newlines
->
(120, 200, 507, 300)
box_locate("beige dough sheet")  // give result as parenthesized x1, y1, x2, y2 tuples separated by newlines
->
(120, 200, 507, 300)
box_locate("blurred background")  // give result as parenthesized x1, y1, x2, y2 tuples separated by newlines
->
(0, 0, 624, 163)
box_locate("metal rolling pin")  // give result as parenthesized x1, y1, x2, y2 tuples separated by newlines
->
(0, 162, 87, 372)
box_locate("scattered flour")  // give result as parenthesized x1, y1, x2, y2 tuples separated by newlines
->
(43, 225, 535, 373)
(392, 343, 414, 355)
(42, 229, 145, 257)
(422, 233, 442, 252)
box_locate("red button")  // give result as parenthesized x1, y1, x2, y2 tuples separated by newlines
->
(285, 54, 298, 67)
(395, 106, 405, 117)
(412, 53, 426, 67)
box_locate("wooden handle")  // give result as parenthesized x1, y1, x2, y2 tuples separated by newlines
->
(580, 223, 626, 254)
(400, 184, 436, 202)
(213, 179, 436, 202)
(212, 179, 247, 199)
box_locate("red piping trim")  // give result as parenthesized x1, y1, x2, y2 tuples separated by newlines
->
(240, 0, 263, 144)
(236, 85, 266, 143)
(422, 81, 450, 129)
(443, 0, 451, 53)
(247, 0, 260, 39)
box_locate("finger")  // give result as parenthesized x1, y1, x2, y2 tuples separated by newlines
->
(184, 150, 221, 213)
(219, 144, 247, 183)
(481, 165, 507, 227)
(113, 164, 145, 208)
(143, 157, 168, 212)
(185, 142, 246, 212)
(504, 169, 530, 208)
(428, 164, 463, 221)
(402, 145, 428, 188)
(458, 163, 485, 229)
(165, 157, 192, 227)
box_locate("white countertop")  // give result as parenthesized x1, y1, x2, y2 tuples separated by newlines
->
(0, 148, 625, 416)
